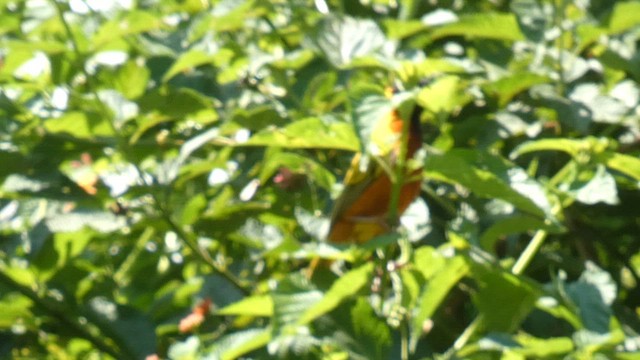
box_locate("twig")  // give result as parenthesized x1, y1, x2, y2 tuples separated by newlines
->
(400, 320, 410, 360)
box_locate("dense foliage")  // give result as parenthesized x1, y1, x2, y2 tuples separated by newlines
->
(1, 0, 640, 359)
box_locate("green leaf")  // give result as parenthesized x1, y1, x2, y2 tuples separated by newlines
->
(412, 246, 447, 280)
(608, 1, 640, 34)
(430, 13, 525, 41)
(0, 14, 20, 36)
(417, 75, 471, 114)
(93, 10, 165, 49)
(259, 151, 336, 191)
(383, 19, 426, 39)
(479, 215, 555, 251)
(512, 334, 574, 357)
(602, 152, 640, 181)
(298, 262, 375, 325)
(567, 262, 616, 333)
(0, 294, 32, 328)
(512, 138, 640, 182)
(162, 50, 215, 82)
(86, 297, 156, 359)
(350, 297, 392, 358)
(424, 152, 547, 218)
(574, 165, 619, 205)
(216, 295, 274, 317)
(218, 329, 271, 360)
(484, 72, 551, 107)
(168, 336, 200, 360)
(44, 112, 115, 139)
(351, 84, 391, 153)
(472, 265, 541, 333)
(53, 231, 93, 267)
(511, 138, 586, 158)
(307, 15, 388, 68)
(112, 60, 150, 99)
(181, 194, 207, 226)
(246, 117, 359, 151)
(411, 255, 468, 350)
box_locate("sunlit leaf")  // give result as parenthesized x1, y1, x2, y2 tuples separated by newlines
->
(216, 295, 273, 317)
(472, 265, 541, 333)
(44, 112, 115, 139)
(246, 117, 359, 151)
(307, 15, 389, 68)
(425, 152, 547, 219)
(163, 50, 216, 82)
(430, 13, 525, 41)
(608, 1, 640, 34)
(298, 263, 374, 325)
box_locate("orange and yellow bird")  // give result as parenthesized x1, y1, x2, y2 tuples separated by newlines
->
(327, 93, 423, 244)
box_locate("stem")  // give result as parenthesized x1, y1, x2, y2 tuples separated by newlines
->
(450, 315, 482, 353)
(511, 230, 549, 275)
(400, 320, 409, 360)
(448, 225, 551, 353)
(421, 183, 457, 217)
(153, 196, 250, 296)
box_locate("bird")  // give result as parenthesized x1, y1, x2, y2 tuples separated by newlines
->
(327, 90, 423, 244)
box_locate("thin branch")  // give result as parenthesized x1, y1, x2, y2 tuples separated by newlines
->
(511, 229, 549, 275)
(153, 195, 250, 296)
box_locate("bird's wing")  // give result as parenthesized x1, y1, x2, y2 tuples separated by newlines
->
(328, 153, 381, 228)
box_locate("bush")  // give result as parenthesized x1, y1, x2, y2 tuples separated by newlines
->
(1, 0, 640, 359)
